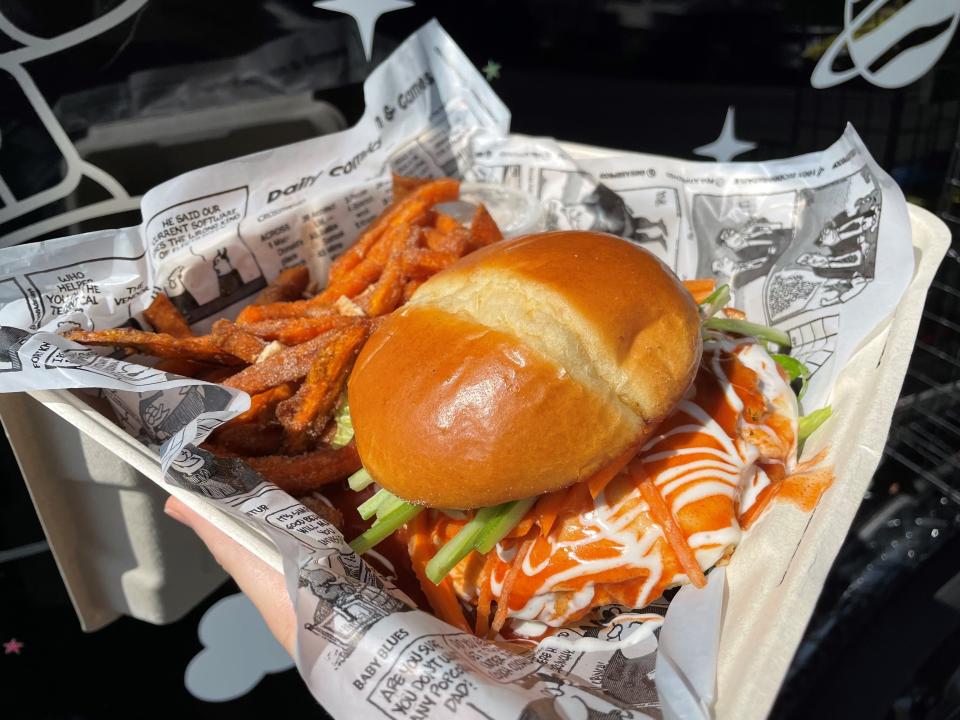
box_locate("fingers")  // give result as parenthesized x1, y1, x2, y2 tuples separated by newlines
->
(164, 495, 297, 657)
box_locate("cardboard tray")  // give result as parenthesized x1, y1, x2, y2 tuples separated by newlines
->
(1, 180, 949, 717)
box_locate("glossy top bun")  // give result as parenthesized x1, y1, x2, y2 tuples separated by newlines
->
(347, 231, 702, 508)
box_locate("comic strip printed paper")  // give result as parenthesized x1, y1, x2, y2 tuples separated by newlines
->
(569, 137, 911, 406)
(0, 20, 914, 720)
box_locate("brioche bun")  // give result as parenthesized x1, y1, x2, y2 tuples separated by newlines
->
(347, 231, 702, 508)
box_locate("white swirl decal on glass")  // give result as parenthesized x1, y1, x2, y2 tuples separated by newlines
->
(811, 0, 960, 89)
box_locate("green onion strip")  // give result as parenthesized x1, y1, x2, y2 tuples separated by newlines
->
(700, 283, 731, 319)
(703, 317, 792, 349)
(798, 406, 832, 443)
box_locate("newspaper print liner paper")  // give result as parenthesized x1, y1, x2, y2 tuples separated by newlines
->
(0, 20, 914, 720)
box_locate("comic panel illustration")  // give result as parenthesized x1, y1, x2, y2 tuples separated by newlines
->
(691, 191, 798, 305)
(763, 167, 881, 323)
(522, 168, 681, 266)
(781, 313, 839, 380)
(104, 381, 236, 449)
(540, 169, 608, 230)
(146, 188, 267, 326)
(464, 164, 599, 222)
(159, 242, 266, 326)
(516, 672, 657, 720)
(300, 552, 412, 670)
(0, 326, 30, 373)
(608, 186, 681, 267)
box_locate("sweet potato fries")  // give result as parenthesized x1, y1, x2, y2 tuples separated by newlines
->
(63, 175, 503, 507)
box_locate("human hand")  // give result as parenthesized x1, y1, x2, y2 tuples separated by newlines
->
(164, 495, 297, 657)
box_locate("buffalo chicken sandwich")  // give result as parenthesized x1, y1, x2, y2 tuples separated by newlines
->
(345, 230, 832, 638)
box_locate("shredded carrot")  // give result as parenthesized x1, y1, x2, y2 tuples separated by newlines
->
(631, 460, 706, 588)
(682, 278, 716, 304)
(565, 481, 594, 511)
(407, 513, 471, 633)
(490, 532, 537, 637)
(532, 481, 594, 537)
(587, 443, 640, 499)
(504, 516, 535, 539)
(533, 490, 567, 537)
(475, 553, 498, 637)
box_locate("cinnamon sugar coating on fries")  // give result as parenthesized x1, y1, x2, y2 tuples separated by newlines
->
(211, 319, 268, 364)
(276, 324, 369, 453)
(65, 328, 244, 366)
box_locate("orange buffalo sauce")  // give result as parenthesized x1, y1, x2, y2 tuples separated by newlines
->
(411, 337, 833, 634)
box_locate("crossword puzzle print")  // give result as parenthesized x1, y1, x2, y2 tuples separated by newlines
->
(764, 167, 881, 323)
(388, 99, 487, 178)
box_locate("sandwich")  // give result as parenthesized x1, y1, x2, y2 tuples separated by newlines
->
(344, 230, 832, 638)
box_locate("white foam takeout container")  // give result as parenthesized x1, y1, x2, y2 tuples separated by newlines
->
(0, 138, 950, 718)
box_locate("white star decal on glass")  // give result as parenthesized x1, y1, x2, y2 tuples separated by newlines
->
(313, 0, 414, 61)
(693, 106, 757, 162)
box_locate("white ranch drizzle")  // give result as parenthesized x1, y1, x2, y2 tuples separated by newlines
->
(484, 338, 798, 628)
